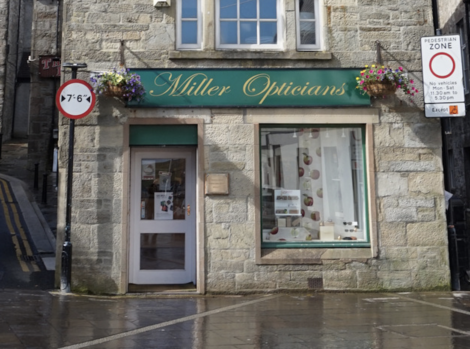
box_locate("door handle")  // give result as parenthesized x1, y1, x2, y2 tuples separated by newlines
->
(187, 205, 191, 216)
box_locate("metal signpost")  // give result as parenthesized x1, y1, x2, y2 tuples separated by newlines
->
(421, 35, 466, 117)
(56, 63, 95, 293)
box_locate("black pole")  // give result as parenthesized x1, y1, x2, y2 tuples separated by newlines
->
(448, 225, 461, 290)
(60, 63, 87, 293)
(465, 2, 470, 107)
(42, 173, 48, 204)
(34, 163, 39, 189)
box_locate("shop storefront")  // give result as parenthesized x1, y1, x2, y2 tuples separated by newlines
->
(109, 68, 405, 294)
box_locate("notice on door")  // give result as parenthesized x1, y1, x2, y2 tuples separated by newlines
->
(142, 163, 155, 180)
(154, 192, 173, 220)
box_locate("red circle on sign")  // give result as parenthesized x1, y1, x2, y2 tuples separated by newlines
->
(429, 52, 456, 79)
(56, 79, 96, 119)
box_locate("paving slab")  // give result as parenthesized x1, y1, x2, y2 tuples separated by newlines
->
(1, 290, 470, 349)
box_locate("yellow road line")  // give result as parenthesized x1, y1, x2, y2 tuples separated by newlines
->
(1, 178, 13, 202)
(1, 179, 40, 271)
(11, 203, 40, 272)
(0, 179, 29, 272)
(5, 185, 40, 272)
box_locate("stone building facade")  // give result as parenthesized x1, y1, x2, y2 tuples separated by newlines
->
(57, 0, 450, 294)
(27, 0, 62, 173)
(0, 0, 61, 173)
(0, 0, 33, 142)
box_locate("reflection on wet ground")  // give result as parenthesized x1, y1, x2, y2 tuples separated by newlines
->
(2, 290, 470, 348)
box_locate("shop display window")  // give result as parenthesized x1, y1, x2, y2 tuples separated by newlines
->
(260, 125, 369, 247)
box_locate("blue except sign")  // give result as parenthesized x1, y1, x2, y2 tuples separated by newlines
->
(127, 69, 370, 108)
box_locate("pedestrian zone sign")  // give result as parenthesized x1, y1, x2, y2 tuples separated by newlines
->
(421, 35, 466, 117)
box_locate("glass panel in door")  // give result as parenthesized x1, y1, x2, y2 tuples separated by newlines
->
(140, 158, 186, 221)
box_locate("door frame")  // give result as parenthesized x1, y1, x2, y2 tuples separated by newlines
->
(121, 118, 205, 294)
(130, 147, 197, 285)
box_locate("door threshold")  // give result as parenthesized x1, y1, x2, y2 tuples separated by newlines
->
(128, 283, 197, 294)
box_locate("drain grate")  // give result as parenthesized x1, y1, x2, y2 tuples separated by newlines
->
(307, 278, 323, 289)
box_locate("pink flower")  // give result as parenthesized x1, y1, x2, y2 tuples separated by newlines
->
(361, 72, 364, 76)
(410, 79, 414, 84)
(366, 75, 369, 79)
(363, 87, 367, 91)
(411, 93, 415, 96)
(407, 90, 411, 94)
(377, 70, 383, 74)
(399, 67, 403, 71)
(397, 85, 401, 89)
(415, 89, 418, 92)
(359, 80, 364, 85)
(369, 70, 373, 74)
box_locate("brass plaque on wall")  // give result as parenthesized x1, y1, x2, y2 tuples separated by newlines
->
(205, 173, 229, 195)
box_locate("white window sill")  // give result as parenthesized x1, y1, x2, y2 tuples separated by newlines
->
(169, 50, 332, 60)
(257, 248, 372, 265)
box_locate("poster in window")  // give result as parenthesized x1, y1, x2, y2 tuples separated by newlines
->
(158, 171, 172, 191)
(142, 163, 155, 180)
(154, 192, 174, 220)
(274, 189, 301, 216)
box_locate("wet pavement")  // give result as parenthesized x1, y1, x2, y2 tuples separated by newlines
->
(3, 140, 470, 349)
(2, 290, 470, 348)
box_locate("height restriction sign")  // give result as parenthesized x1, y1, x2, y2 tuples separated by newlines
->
(421, 35, 466, 117)
(56, 79, 96, 119)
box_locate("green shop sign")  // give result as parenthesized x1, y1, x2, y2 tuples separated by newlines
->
(127, 69, 370, 108)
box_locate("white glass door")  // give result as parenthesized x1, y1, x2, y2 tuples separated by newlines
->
(130, 148, 196, 284)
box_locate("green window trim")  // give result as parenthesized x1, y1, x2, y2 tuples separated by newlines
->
(259, 124, 370, 249)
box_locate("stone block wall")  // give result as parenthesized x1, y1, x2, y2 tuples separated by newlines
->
(28, 0, 61, 172)
(437, 0, 462, 29)
(0, 0, 16, 141)
(58, 0, 450, 294)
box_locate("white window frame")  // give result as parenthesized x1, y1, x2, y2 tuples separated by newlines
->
(177, 0, 202, 50)
(296, 0, 321, 51)
(216, 0, 284, 50)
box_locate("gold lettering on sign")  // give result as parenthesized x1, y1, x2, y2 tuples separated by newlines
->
(242, 74, 347, 105)
(150, 72, 231, 98)
(149, 72, 348, 104)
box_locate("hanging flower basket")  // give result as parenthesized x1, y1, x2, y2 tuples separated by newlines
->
(356, 64, 418, 98)
(90, 68, 145, 102)
(365, 80, 397, 97)
(103, 82, 124, 98)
